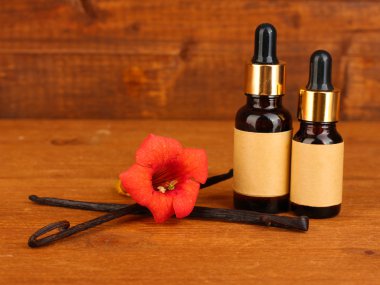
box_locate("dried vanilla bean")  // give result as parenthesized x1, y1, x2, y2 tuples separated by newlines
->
(29, 195, 308, 247)
(28, 169, 308, 248)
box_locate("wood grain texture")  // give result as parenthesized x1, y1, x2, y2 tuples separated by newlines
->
(0, 120, 379, 284)
(0, 1, 380, 119)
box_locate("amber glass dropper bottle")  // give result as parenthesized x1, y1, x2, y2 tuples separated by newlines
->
(233, 23, 292, 213)
(290, 50, 344, 218)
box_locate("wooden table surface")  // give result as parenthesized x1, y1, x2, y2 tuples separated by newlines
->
(0, 120, 379, 285)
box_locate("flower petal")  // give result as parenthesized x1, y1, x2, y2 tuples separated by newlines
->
(172, 179, 200, 219)
(119, 163, 154, 206)
(178, 148, 208, 183)
(145, 192, 175, 223)
(120, 163, 175, 223)
(136, 134, 183, 169)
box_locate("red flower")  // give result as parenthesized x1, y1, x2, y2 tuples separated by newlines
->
(120, 134, 208, 223)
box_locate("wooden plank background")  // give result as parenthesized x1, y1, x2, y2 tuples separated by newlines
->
(0, 0, 379, 120)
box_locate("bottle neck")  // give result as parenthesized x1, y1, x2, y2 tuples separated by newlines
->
(299, 121, 337, 136)
(246, 95, 283, 109)
(293, 120, 343, 144)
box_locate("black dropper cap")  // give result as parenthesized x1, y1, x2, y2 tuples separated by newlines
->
(251, 23, 279, 64)
(306, 50, 334, 91)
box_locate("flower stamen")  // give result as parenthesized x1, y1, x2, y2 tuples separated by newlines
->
(156, 180, 178, 193)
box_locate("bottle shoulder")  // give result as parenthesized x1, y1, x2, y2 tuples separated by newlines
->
(293, 124, 343, 145)
(235, 104, 292, 133)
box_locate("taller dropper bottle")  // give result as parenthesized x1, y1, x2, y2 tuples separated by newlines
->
(290, 50, 343, 218)
(233, 23, 292, 213)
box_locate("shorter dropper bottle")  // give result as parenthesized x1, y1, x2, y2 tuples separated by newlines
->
(233, 23, 292, 213)
(290, 50, 344, 218)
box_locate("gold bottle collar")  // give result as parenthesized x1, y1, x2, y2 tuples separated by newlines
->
(244, 62, 285, 96)
(298, 89, 341, 122)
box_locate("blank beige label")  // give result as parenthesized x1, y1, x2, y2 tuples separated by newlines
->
(233, 129, 291, 197)
(290, 141, 344, 207)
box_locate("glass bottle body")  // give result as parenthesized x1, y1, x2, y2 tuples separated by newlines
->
(234, 95, 292, 213)
(291, 121, 343, 218)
